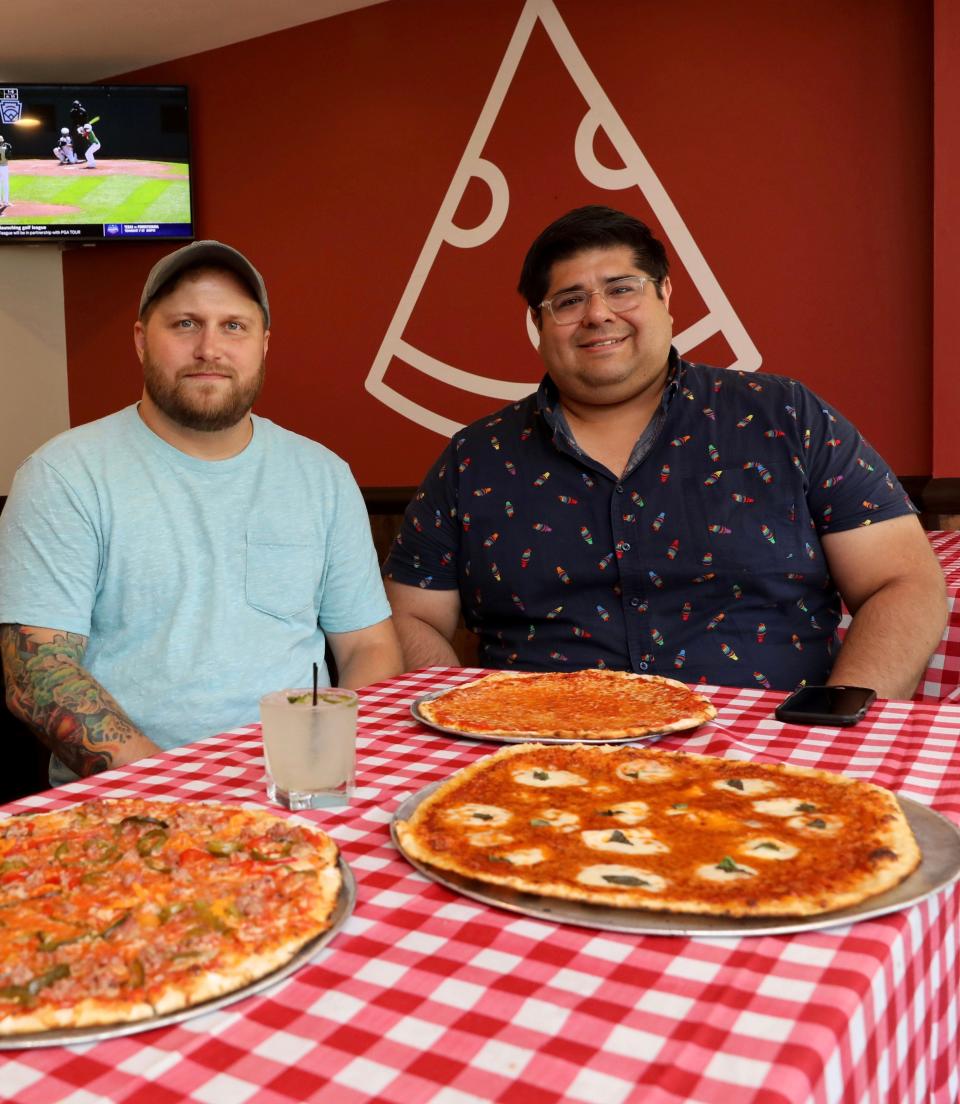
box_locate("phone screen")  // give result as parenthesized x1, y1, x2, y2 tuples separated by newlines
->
(775, 685, 877, 725)
(786, 686, 873, 716)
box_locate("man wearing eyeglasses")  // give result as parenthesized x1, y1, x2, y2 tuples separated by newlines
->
(383, 205, 945, 699)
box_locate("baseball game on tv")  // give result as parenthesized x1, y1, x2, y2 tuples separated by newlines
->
(0, 84, 193, 243)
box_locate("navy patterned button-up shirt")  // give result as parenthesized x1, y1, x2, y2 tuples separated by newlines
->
(384, 354, 916, 690)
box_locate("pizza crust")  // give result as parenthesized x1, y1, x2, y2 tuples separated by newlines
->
(395, 743, 921, 918)
(418, 669, 717, 739)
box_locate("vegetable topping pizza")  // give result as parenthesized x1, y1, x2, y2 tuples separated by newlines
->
(395, 744, 920, 917)
(417, 669, 717, 739)
(0, 798, 342, 1035)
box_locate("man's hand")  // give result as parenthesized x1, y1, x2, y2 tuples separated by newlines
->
(1, 624, 162, 777)
(383, 580, 462, 670)
(326, 617, 404, 689)
(823, 516, 947, 699)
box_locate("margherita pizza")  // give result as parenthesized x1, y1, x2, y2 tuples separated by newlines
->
(417, 670, 716, 740)
(0, 798, 342, 1035)
(394, 744, 920, 917)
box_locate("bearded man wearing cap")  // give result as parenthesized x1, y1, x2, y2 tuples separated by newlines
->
(0, 241, 402, 784)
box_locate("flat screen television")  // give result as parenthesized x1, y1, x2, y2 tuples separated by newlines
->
(0, 84, 193, 243)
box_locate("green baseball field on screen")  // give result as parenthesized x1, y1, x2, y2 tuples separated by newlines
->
(3, 163, 190, 224)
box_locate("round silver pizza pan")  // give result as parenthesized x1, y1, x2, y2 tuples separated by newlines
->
(391, 783, 960, 937)
(411, 690, 686, 745)
(0, 857, 356, 1050)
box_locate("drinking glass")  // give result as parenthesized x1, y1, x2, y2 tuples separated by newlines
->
(259, 687, 358, 809)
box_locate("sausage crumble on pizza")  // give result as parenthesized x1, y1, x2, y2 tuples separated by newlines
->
(0, 798, 343, 1035)
(395, 744, 920, 917)
(417, 669, 717, 740)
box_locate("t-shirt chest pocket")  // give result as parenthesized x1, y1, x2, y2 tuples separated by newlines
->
(245, 533, 319, 620)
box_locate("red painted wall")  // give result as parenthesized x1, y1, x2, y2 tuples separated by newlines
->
(62, 0, 933, 484)
(934, 0, 960, 478)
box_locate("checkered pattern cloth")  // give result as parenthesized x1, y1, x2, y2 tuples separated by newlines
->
(838, 531, 960, 702)
(928, 531, 960, 587)
(919, 532, 960, 701)
(2, 668, 958, 1104)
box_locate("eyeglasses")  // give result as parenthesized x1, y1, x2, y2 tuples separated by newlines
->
(538, 275, 658, 325)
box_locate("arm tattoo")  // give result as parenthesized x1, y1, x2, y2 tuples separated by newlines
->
(1, 623, 146, 778)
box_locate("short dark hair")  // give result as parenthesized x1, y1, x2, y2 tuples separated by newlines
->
(517, 205, 670, 310)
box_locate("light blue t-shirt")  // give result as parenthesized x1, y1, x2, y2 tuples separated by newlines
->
(0, 406, 390, 777)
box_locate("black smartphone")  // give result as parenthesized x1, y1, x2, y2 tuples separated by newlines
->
(774, 685, 877, 726)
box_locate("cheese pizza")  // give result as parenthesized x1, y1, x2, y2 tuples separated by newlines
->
(0, 798, 343, 1035)
(394, 744, 920, 917)
(417, 669, 717, 740)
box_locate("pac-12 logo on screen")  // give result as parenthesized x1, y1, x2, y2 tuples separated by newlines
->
(0, 91, 22, 127)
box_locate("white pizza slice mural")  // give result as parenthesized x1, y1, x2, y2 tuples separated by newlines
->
(366, 0, 761, 438)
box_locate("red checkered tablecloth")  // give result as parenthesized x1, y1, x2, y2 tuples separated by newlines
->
(839, 531, 960, 702)
(2, 667, 958, 1104)
(928, 530, 960, 587)
(922, 532, 960, 700)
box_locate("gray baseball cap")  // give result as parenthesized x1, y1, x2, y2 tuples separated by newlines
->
(139, 240, 271, 328)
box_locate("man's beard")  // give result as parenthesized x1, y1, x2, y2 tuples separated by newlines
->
(143, 354, 265, 432)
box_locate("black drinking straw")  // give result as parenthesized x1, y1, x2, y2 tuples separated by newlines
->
(312, 662, 319, 706)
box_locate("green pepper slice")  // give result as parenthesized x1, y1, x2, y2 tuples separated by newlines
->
(0, 964, 71, 1005)
(101, 910, 132, 939)
(88, 838, 122, 865)
(37, 929, 91, 952)
(136, 829, 168, 856)
(250, 840, 293, 862)
(205, 839, 239, 857)
(117, 814, 169, 832)
(193, 901, 231, 934)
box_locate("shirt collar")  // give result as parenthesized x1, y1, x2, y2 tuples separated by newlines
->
(536, 346, 683, 446)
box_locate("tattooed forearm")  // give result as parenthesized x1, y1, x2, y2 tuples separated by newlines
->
(1, 623, 160, 778)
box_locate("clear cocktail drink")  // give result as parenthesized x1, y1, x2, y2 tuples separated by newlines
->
(259, 687, 358, 809)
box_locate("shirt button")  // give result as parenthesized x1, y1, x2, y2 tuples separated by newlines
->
(621, 542, 631, 551)
(615, 484, 623, 494)
(630, 597, 641, 607)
